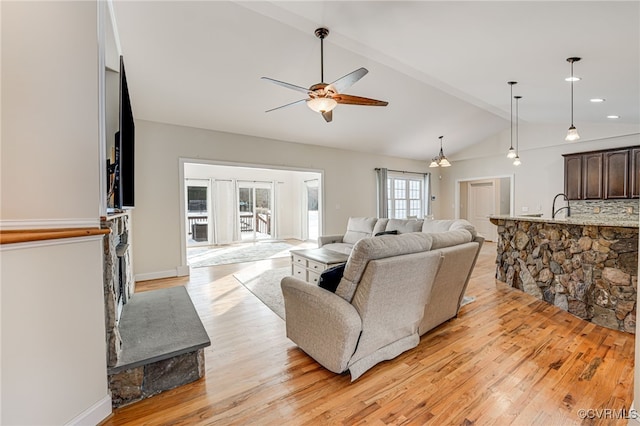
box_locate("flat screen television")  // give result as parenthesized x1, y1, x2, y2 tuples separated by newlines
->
(113, 55, 135, 209)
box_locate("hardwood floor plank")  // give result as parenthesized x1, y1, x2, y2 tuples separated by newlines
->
(100, 240, 635, 425)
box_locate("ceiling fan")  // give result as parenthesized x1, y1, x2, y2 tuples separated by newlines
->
(261, 27, 388, 123)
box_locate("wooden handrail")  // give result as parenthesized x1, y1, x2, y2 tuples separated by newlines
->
(0, 228, 110, 245)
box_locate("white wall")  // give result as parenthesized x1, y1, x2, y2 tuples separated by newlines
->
(1, 1, 111, 424)
(436, 123, 640, 219)
(1, 239, 109, 425)
(1, 1, 102, 226)
(133, 120, 432, 278)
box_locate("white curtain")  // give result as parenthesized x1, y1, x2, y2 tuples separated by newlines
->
(425, 173, 433, 219)
(376, 168, 389, 218)
(212, 179, 237, 244)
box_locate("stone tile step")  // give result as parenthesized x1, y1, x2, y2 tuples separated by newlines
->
(108, 286, 211, 374)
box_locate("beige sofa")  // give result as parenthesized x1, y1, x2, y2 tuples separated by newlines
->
(318, 217, 477, 255)
(281, 219, 483, 380)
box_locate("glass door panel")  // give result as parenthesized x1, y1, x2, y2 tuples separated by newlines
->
(238, 182, 273, 241)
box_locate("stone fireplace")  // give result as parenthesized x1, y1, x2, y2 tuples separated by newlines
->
(101, 211, 210, 407)
(101, 212, 134, 367)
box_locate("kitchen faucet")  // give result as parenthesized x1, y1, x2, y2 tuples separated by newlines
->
(552, 193, 571, 218)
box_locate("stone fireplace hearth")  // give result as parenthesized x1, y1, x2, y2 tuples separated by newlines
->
(101, 212, 210, 407)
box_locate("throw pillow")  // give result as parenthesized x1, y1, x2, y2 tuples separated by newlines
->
(374, 230, 398, 236)
(318, 263, 346, 293)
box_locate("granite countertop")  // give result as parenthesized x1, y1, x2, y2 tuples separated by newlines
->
(489, 214, 639, 228)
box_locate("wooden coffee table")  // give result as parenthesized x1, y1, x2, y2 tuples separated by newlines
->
(290, 248, 349, 284)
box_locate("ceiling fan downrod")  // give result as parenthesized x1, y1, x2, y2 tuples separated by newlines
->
(315, 27, 329, 83)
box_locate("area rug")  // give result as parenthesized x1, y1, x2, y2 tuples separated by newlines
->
(188, 242, 295, 267)
(234, 267, 290, 319)
(234, 266, 476, 321)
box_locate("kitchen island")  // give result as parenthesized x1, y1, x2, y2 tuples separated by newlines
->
(489, 215, 638, 333)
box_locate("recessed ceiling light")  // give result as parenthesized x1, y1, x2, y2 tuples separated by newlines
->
(590, 98, 605, 103)
(607, 115, 620, 119)
(565, 76, 581, 82)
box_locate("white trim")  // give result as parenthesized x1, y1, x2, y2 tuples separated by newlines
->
(135, 266, 189, 282)
(98, 0, 107, 217)
(0, 235, 105, 252)
(179, 157, 325, 269)
(65, 394, 112, 426)
(177, 265, 190, 276)
(0, 218, 100, 230)
(454, 174, 515, 219)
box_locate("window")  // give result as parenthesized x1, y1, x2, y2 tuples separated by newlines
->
(187, 186, 207, 213)
(387, 175, 427, 219)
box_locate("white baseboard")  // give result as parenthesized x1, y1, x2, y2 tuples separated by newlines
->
(177, 265, 190, 276)
(65, 394, 112, 426)
(136, 265, 190, 282)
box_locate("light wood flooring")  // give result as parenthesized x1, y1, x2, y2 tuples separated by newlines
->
(101, 240, 635, 425)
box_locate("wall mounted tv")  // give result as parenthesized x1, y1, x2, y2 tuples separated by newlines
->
(112, 55, 135, 209)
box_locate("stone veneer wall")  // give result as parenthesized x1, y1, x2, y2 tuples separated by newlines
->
(493, 219, 637, 333)
(101, 213, 134, 367)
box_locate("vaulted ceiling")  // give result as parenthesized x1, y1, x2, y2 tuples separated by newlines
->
(112, 1, 640, 161)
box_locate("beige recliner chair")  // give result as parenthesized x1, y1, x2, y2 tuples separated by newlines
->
(281, 233, 443, 381)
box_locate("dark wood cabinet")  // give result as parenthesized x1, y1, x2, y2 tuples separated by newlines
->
(583, 153, 603, 199)
(563, 146, 640, 200)
(564, 155, 583, 200)
(631, 148, 640, 198)
(604, 149, 629, 199)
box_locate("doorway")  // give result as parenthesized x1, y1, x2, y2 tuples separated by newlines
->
(302, 179, 320, 241)
(457, 175, 513, 242)
(238, 181, 274, 241)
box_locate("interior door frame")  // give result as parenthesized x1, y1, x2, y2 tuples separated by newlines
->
(454, 174, 515, 220)
(178, 157, 324, 272)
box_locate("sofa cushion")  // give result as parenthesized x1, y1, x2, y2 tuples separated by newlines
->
(322, 243, 354, 255)
(318, 263, 346, 293)
(386, 218, 423, 234)
(336, 232, 433, 302)
(422, 219, 477, 238)
(372, 218, 389, 236)
(430, 229, 473, 250)
(343, 217, 379, 245)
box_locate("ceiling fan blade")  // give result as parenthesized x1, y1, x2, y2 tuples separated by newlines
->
(333, 93, 388, 106)
(328, 67, 368, 93)
(322, 110, 333, 123)
(265, 99, 307, 113)
(261, 77, 310, 95)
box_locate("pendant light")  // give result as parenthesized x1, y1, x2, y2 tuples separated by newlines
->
(565, 57, 581, 141)
(513, 95, 522, 166)
(429, 136, 451, 168)
(507, 81, 518, 159)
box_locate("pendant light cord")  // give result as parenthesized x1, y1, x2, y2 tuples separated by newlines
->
(320, 35, 324, 83)
(510, 84, 514, 149)
(570, 60, 574, 126)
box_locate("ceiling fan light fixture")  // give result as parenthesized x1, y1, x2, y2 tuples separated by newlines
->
(306, 97, 337, 113)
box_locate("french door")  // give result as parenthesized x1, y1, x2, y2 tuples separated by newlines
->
(237, 181, 274, 241)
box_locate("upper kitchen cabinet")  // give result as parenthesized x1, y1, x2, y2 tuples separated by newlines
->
(563, 146, 640, 200)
